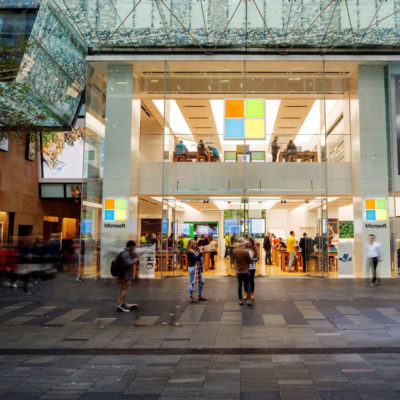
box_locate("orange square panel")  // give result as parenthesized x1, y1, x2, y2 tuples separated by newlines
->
(105, 199, 115, 210)
(365, 199, 375, 210)
(225, 99, 244, 118)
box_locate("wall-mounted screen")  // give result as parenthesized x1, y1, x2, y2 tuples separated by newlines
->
(41, 128, 84, 179)
(225, 219, 240, 235)
(249, 219, 265, 236)
(185, 222, 219, 238)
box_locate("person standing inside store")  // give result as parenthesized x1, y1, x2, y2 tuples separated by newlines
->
(187, 239, 206, 302)
(367, 234, 381, 287)
(271, 136, 280, 162)
(233, 238, 252, 306)
(246, 238, 259, 301)
(197, 139, 206, 156)
(116, 240, 139, 313)
(286, 231, 296, 272)
(175, 140, 188, 157)
(299, 232, 314, 272)
(197, 234, 209, 248)
(263, 232, 272, 265)
(286, 140, 297, 161)
(207, 235, 218, 270)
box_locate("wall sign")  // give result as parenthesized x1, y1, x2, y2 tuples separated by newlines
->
(365, 198, 387, 221)
(338, 242, 354, 277)
(103, 198, 127, 228)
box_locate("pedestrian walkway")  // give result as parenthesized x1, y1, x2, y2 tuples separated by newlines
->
(1, 275, 400, 399)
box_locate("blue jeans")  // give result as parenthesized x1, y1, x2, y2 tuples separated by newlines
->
(188, 266, 203, 297)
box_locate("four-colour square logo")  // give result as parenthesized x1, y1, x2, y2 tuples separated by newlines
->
(104, 199, 127, 221)
(365, 198, 387, 221)
(224, 99, 265, 140)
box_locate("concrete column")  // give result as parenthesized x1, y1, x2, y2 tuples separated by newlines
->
(99, 64, 140, 277)
(353, 65, 391, 277)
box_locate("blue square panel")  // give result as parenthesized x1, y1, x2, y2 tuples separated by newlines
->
(105, 210, 115, 221)
(225, 118, 244, 139)
(365, 210, 376, 221)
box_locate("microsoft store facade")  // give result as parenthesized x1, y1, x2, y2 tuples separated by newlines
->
(10, 0, 400, 279)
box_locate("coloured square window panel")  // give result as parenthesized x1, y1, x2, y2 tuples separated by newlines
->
(365, 210, 376, 221)
(116, 198, 126, 210)
(225, 100, 244, 118)
(376, 209, 387, 221)
(105, 210, 115, 221)
(245, 99, 265, 118)
(245, 119, 265, 139)
(376, 199, 387, 210)
(225, 118, 245, 139)
(115, 210, 126, 221)
(365, 199, 375, 210)
(105, 199, 115, 210)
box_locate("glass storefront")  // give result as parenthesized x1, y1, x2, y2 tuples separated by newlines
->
(81, 58, 395, 279)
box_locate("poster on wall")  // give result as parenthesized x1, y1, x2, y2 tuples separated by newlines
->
(138, 244, 156, 278)
(338, 241, 354, 277)
(41, 128, 84, 179)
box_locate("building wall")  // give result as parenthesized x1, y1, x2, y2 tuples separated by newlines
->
(0, 134, 80, 241)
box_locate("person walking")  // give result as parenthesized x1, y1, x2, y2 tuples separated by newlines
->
(116, 240, 139, 312)
(299, 232, 314, 272)
(286, 231, 296, 272)
(207, 235, 217, 270)
(263, 232, 272, 265)
(187, 239, 206, 302)
(271, 136, 280, 162)
(246, 237, 259, 301)
(233, 238, 252, 306)
(367, 234, 381, 287)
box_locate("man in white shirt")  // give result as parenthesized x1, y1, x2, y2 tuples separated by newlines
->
(367, 234, 381, 287)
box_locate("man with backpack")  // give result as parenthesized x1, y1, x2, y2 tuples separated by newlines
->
(113, 240, 139, 312)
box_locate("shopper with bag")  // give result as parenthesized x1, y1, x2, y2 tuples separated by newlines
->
(111, 240, 139, 312)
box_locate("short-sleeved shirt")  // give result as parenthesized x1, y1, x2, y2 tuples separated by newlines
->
(286, 236, 296, 253)
(210, 146, 219, 158)
(175, 143, 187, 155)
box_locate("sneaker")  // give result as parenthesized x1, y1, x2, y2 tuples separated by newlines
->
(247, 299, 253, 306)
(239, 299, 244, 305)
(197, 297, 207, 302)
(117, 304, 130, 312)
(125, 303, 139, 309)
(370, 281, 376, 287)
(75, 277, 82, 282)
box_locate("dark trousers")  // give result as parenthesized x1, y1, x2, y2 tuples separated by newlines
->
(237, 272, 250, 299)
(272, 152, 278, 162)
(210, 251, 216, 268)
(265, 249, 272, 265)
(302, 251, 307, 272)
(249, 269, 255, 292)
(371, 257, 378, 283)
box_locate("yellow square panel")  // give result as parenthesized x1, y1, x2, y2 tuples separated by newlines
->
(376, 209, 387, 221)
(115, 209, 126, 221)
(245, 119, 265, 139)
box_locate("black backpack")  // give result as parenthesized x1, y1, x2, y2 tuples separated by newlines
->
(110, 252, 126, 278)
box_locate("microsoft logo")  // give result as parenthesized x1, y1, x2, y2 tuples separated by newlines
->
(224, 99, 265, 140)
(104, 199, 127, 221)
(365, 198, 387, 221)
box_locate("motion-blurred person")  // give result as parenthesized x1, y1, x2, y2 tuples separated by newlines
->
(271, 136, 280, 162)
(115, 240, 139, 312)
(299, 232, 314, 272)
(286, 231, 296, 272)
(367, 234, 381, 287)
(233, 238, 252, 306)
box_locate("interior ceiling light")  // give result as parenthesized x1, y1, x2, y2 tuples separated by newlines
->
(153, 100, 191, 135)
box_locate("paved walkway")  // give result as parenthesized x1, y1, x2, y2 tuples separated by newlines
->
(1, 275, 400, 399)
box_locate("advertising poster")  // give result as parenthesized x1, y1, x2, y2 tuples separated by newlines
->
(42, 128, 84, 179)
(338, 241, 354, 277)
(138, 244, 156, 278)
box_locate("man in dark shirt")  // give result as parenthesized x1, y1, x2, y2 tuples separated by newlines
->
(233, 238, 252, 306)
(117, 240, 139, 313)
(197, 235, 209, 248)
(299, 233, 314, 272)
(263, 233, 272, 265)
(271, 136, 280, 162)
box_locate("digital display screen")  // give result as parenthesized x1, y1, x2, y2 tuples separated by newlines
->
(193, 223, 218, 238)
(225, 219, 240, 235)
(42, 128, 84, 179)
(249, 219, 265, 235)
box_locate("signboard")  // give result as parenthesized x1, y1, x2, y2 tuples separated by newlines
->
(338, 241, 354, 277)
(138, 244, 156, 278)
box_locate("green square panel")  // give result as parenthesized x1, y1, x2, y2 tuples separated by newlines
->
(245, 99, 265, 118)
(116, 198, 127, 210)
(224, 151, 236, 161)
(376, 199, 387, 209)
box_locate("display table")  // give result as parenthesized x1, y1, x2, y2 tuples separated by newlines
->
(173, 152, 212, 162)
(278, 151, 318, 162)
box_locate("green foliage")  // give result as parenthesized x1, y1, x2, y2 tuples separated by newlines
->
(339, 221, 354, 238)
